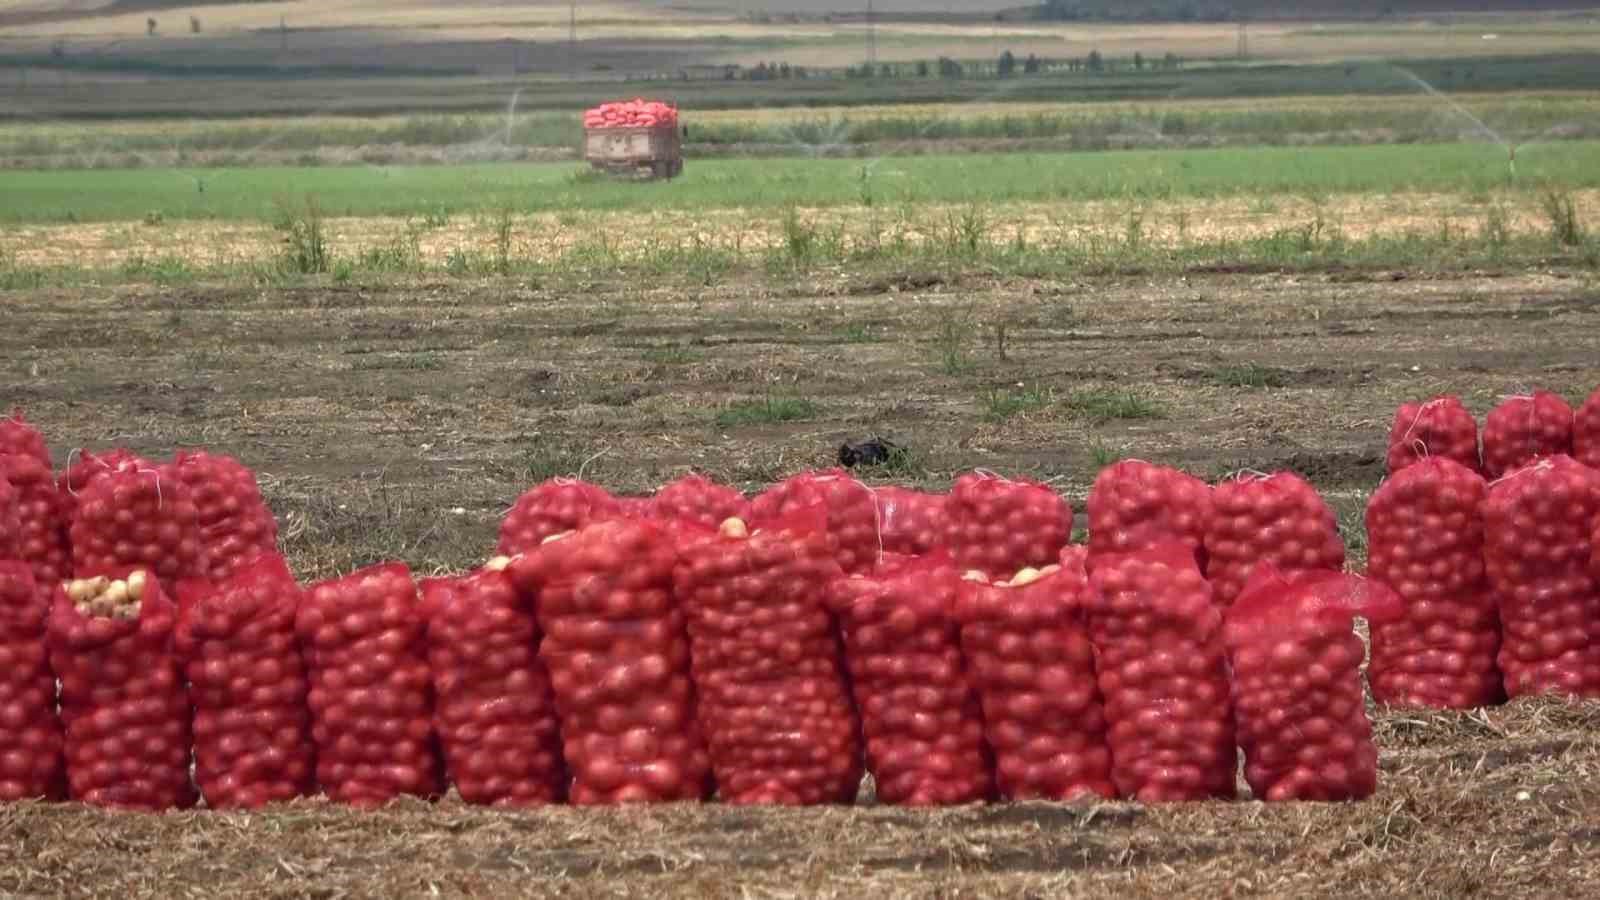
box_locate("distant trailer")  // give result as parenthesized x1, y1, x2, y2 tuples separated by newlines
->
(583, 125, 683, 180)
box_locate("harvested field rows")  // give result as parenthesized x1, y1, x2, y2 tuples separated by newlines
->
(6, 270, 1598, 574)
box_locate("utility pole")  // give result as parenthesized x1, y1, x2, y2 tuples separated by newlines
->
(1237, 21, 1249, 61)
(866, 0, 877, 69)
(569, 0, 577, 78)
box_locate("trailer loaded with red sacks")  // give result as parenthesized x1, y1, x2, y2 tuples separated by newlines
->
(582, 99, 683, 180)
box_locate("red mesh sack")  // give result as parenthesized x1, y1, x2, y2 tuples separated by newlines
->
(1386, 396, 1481, 475)
(1365, 457, 1502, 709)
(0, 453, 72, 587)
(955, 560, 1115, 802)
(827, 553, 991, 805)
(497, 479, 622, 556)
(1577, 387, 1600, 471)
(1224, 567, 1402, 802)
(69, 457, 207, 587)
(615, 497, 652, 518)
(1205, 471, 1345, 608)
(174, 554, 314, 810)
(298, 563, 443, 807)
(1593, 515, 1600, 582)
(0, 563, 65, 801)
(874, 487, 947, 556)
(1484, 456, 1600, 699)
(674, 509, 864, 805)
(419, 564, 566, 807)
(1059, 544, 1088, 568)
(0, 476, 17, 560)
(1366, 461, 1501, 709)
(60, 448, 149, 508)
(171, 450, 279, 582)
(48, 570, 195, 811)
(750, 469, 879, 574)
(0, 411, 50, 466)
(649, 474, 748, 529)
(509, 518, 711, 805)
(943, 472, 1071, 578)
(1086, 545, 1236, 802)
(1087, 460, 1213, 573)
(1482, 391, 1574, 480)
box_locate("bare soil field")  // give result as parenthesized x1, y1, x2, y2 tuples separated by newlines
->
(6, 267, 1598, 572)
(2, 266, 1599, 896)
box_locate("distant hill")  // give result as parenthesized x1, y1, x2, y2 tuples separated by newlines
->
(6, 1, 1596, 25)
(1024, 0, 1600, 21)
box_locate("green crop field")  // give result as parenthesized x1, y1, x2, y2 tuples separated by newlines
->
(1, 140, 1589, 225)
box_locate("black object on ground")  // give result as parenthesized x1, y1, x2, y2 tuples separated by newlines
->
(839, 437, 901, 469)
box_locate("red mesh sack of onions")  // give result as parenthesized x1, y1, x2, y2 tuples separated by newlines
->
(508, 518, 711, 805)
(827, 553, 991, 805)
(1593, 514, 1600, 582)
(1481, 391, 1574, 480)
(1484, 456, 1600, 699)
(1059, 544, 1089, 571)
(749, 469, 879, 574)
(1225, 567, 1402, 802)
(497, 479, 622, 556)
(943, 472, 1071, 578)
(674, 509, 863, 805)
(69, 456, 207, 588)
(615, 496, 652, 518)
(0, 410, 50, 466)
(1087, 460, 1213, 573)
(171, 450, 279, 582)
(419, 562, 566, 807)
(174, 554, 315, 810)
(1577, 387, 1600, 472)
(1205, 471, 1345, 608)
(1386, 396, 1481, 475)
(1086, 544, 1236, 802)
(0, 476, 17, 560)
(955, 560, 1114, 802)
(59, 448, 149, 515)
(648, 474, 748, 529)
(873, 487, 947, 556)
(0, 563, 65, 801)
(49, 569, 195, 811)
(298, 563, 443, 807)
(1365, 457, 1502, 709)
(0, 453, 72, 588)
